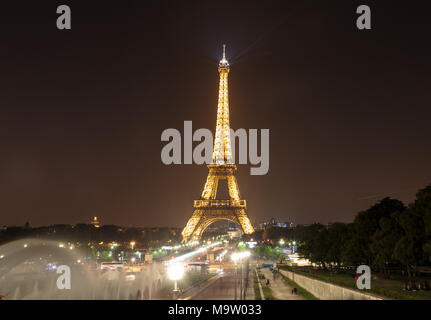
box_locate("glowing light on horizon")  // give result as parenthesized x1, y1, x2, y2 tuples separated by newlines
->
(168, 241, 222, 264)
(231, 251, 251, 262)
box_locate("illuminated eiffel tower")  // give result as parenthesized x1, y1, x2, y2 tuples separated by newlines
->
(181, 44, 255, 242)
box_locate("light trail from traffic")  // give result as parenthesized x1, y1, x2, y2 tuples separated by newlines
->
(168, 241, 222, 264)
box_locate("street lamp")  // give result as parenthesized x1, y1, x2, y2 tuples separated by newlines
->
(231, 251, 251, 300)
(231, 251, 251, 262)
(167, 262, 184, 300)
(232, 254, 239, 300)
(130, 241, 136, 250)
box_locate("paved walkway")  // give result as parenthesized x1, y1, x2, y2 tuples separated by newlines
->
(260, 268, 304, 300)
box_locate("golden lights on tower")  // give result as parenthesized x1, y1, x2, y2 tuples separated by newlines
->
(181, 45, 255, 242)
(213, 43, 233, 165)
(91, 216, 100, 228)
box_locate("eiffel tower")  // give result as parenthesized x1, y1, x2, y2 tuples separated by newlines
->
(181, 44, 255, 242)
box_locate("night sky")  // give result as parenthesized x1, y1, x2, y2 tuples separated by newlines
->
(1, 0, 430, 228)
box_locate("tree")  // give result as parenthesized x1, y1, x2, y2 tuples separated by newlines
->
(296, 223, 348, 268)
(296, 223, 325, 261)
(410, 185, 431, 263)
(395, 211, 425, 281)
(324, 223, 348, 268)
(313, 228, 330, 267)
(393, 188, 429, 282)
(370, 212, 403, 274)
(254, 244, 283, 261)
(343, 197, 405, 266)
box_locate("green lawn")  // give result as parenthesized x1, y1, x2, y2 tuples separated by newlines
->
(261, 285, 275, 300)
(277, 271, 318, 300)
(256, 269, 275, 300)
(254, 272, 262, 300)
(280, 266, 431, 300)
(256, 268, 317, 300)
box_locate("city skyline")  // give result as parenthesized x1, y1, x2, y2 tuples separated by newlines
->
(1, 1, 430, 228)
(1, 0, 431, 306)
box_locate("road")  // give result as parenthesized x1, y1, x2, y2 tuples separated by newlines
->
(189, 268, 255, 300)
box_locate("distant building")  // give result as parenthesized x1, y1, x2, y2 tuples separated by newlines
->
(258, 218, 294, 229)
(91, 216, 100, 228)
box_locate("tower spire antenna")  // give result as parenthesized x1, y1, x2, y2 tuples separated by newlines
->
(219, 43, 229, 67)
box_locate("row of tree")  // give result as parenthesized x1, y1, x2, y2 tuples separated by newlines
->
(254, 244, 284, 261)
(294, 184, 431, 281)
(0, 224, 182, 248)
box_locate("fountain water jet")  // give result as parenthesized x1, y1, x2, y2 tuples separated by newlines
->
(0, 239, 166, 300)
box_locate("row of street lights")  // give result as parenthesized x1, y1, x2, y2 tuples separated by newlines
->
(166, 246, 251, 300)
(232, 251, 251, 300)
